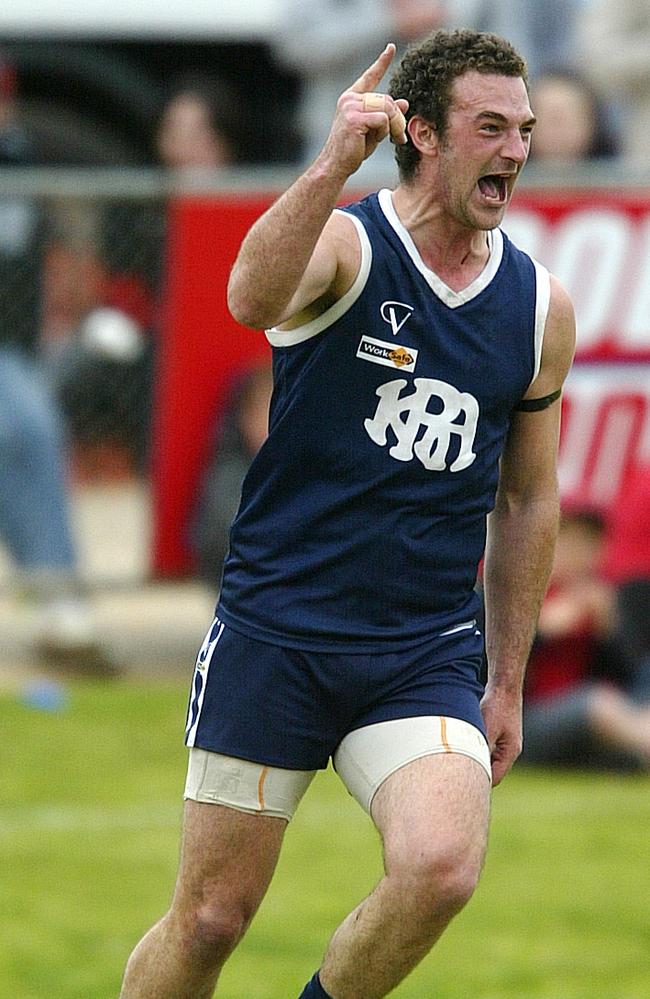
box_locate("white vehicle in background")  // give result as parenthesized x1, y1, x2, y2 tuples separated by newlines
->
(0, 1, 297, 165)
(0, 1, 280, 39)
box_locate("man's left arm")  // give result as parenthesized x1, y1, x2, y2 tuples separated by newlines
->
(481, 274, 576, 786)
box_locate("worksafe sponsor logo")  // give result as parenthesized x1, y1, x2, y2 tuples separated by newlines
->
(357, 335, 418, 371)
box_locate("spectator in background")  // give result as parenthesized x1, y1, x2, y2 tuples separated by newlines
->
(520, 508, 650, 772)
(155, 74, 246, 171)
(602, 464, 650, 704)
(56, 74, 246, 475)
(156, 80, 271, 587)
(272, 0, 447, 179)
(528, 69, 619, 165)
(448, 0, 581, 81)
(0, 52, 114, 671)
(191, 361, 273, 589)
(578, 0, 650, 167)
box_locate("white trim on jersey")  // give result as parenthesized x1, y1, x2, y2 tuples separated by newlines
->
(265, 210, 373, 348)
(377, 188, 504, 308)
(531, 260, 551, 386)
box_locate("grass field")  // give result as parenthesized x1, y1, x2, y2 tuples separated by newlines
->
(1, 679, 649, 999)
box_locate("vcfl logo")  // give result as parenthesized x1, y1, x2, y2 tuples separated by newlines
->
(381, 300, 414, 336)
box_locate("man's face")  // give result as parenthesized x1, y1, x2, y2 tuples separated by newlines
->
(435, 71, 535, 230)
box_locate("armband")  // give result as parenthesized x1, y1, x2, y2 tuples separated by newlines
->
(515, 388, 562, 412)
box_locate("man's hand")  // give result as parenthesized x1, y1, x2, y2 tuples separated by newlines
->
(480, 684, 524, 786)
(319, 43, 409, 176)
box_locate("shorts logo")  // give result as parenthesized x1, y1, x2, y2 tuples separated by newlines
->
(357, 335, 418, 372)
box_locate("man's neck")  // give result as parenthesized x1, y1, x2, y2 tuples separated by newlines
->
(390, 184, 491, 290)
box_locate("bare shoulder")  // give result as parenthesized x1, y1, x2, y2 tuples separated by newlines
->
(298, 207, 362, 293)
(326, 208, 364, 296)
(275, 209, 363, 330)
(526, 273, 576, 398)
(546, 275, 576, 364)
(547, 274, 575, 333)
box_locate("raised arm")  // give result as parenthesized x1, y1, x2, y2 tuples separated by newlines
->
(481, 274, 576, 785)
(227, 44, 408, 330)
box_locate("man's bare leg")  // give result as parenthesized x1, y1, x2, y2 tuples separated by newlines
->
(120, 799, 286, 999)
(318, 754, 491, 999)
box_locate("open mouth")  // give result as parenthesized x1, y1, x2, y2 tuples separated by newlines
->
(477, 174, 509, 204)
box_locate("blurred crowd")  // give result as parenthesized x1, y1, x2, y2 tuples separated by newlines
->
(4, 3, 649, 174)
(0, 62, 246, 672)
(521, 490, 650, 773)
(270, 0, 630, 170)
(0, 0, 649, 772)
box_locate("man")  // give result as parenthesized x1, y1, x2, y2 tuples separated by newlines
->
(120, 30, 575, 999)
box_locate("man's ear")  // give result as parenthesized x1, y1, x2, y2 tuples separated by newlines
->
(407, 116, 439, 158)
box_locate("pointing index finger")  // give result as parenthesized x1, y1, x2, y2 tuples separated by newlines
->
(350, 43, 397, 94)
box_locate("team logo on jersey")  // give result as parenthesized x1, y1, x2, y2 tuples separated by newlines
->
(381, 300, 414, 336)
(364, 377, 479, 472)
(357, 335, 418, 371)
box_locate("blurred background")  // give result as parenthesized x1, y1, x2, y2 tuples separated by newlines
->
(1, 2, 649, 998)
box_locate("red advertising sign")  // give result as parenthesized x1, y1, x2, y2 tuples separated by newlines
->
(558, 364, 650, 508)
(506, 190, 650, 361)
(152, 188, 650, 575)
(151, 196, 272, 575)
(505, 191, 650, 511)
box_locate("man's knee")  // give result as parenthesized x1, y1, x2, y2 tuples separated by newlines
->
(173, 895, 252, 963)
(387, 841, 483, 919)
(195, 904, 247, 957)
(165, 797, 285, 972)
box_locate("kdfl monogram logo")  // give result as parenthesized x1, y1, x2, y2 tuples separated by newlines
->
(364, 377, 479, 472)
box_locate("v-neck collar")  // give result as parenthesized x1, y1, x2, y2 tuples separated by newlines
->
(377, 188, 504, 309)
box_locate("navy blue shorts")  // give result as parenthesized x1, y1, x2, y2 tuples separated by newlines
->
(185, 617, 486, 771)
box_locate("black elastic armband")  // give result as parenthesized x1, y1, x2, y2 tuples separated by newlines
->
(515, 388, 562, 412)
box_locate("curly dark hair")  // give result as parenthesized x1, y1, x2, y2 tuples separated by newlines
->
(388, 29, 528, 182)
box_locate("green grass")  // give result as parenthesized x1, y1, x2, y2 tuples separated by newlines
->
(1, 680, 649, 998)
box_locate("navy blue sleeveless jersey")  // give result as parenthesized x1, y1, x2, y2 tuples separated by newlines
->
(217, 189, 550, 652)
